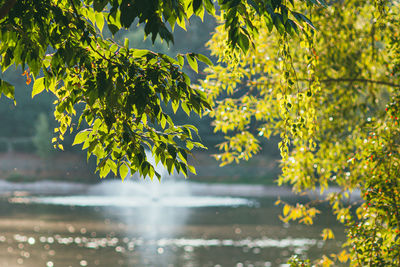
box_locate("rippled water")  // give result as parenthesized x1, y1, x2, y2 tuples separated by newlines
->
(0, 181, 345, 267)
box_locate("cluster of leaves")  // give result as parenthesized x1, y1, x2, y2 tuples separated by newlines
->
(204, 0, 400, 265)
(287, 255, 311, 267)
(0, 0, 215, 179)
(0, 0, 321, 179)
(344, 76, 400, 265)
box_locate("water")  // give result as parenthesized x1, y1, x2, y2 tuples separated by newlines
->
(0, 179, 345, 267)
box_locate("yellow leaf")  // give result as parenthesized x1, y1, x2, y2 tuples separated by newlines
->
(338, 250, 350, 263)
(283, 204, 290, 216)
(32, 77, 45, 98)
(319, 255, 334, 267)
(322, 228, 334, 241)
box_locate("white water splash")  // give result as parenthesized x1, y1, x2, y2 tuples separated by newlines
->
(9, 195, 255, 208)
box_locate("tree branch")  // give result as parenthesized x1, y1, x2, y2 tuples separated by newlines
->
(246, 77, 400, 89)
(0, 0, 17, 20)
(316, 77, 400, 88)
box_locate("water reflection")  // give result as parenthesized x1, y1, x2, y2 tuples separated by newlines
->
(0, 177, 345, 267)
(91, 178, 196, 266)
(1, 232, 320, 266)
(0, 195, 345, 266)
(8, 233, 319, 251)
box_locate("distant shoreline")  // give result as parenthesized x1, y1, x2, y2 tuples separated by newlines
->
(0, 180, 361, 200)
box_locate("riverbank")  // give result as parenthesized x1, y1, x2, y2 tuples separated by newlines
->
(0, 152, 96, 183)
(0, 179, 291, 197)
(0, 179, 361, 201)
(0, 151, 280, 185)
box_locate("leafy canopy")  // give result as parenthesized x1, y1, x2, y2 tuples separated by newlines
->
(204, 0, 400, 265)
(0, 0, 320, 179)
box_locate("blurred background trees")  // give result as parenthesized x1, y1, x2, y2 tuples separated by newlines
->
(32, 113, 53, 159)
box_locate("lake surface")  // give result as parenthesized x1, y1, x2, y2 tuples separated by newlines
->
(0, 180, 345, 267)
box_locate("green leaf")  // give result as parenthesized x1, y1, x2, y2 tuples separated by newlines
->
(166, 158, 174, 174)
(93, 0, 108, 12)
(124, 38, 129, 49)
(72, 130, 90, 145)
(172, 101, 179, 113)
(95, 12, 105, 32)
(193, 53, 213, 66)
(188, 164, 196, 175)
(132, 49, 150, 58)
(179, 162, 188, 177)
(186, 53, 198, 73)
(193, 0, 202, 13)
(167, 144, 177, 159)
(99, 164, 111, 178)
(160, 114, 167, 129)
(0, 79, 14, 100)
(107, 24, 119, 36)
(178, 148, 188, 164)
(186, 141, 194, 150)
(238, 33, 250, 53)
(119, 163, 129, 180)
(291, 11, 316, 30)
(177, 54, 185, 67)
(32, 77, 45, 98)
(181, 102, 191, 116)
(203, 0, 215, 14)
(246, 0, 260, 13)
(85, 8, 96, 26)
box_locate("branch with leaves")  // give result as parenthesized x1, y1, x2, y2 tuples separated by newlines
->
(0, 0, 323, 179)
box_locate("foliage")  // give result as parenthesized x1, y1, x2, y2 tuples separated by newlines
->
(0, 17, 218, 151)
(33, 113, 54, 159)
(204, 0, 400, 265)
(288, 255, 311, 267)
(0, 0, 320, 179)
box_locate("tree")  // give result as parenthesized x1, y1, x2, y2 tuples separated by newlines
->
(204, 0, 400, 265)
(0, 0, 321, 179)
(33, 112, 54, 159)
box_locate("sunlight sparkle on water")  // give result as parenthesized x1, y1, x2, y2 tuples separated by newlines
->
(9, 195, 255, 208)
(9, 233, 318, 251)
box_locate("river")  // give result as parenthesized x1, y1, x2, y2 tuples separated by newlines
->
(0, 180, 346, 267)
